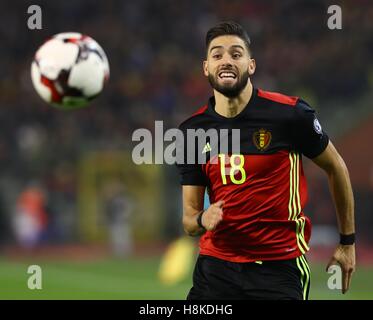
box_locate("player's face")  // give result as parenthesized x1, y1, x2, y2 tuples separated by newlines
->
(204, 35, 256, 98)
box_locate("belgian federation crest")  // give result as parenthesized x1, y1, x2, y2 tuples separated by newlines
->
(253, 128, 272, 151)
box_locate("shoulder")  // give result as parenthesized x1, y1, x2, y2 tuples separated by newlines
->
(256, 88, 316, 117)
(256, 88, 299, 107)
(293, 98, 317, 119)
(178, 104, 209, 130)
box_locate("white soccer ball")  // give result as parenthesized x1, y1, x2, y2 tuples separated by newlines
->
(31, 32, 109, 109)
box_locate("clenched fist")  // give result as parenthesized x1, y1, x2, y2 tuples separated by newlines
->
(201, 200, 224, 231)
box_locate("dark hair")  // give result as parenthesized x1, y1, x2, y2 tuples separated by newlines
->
(206, 21, 252, 55)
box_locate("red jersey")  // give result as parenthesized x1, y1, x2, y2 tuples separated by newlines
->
(177, 88, 329, 262)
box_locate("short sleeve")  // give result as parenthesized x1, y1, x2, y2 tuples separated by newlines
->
(292, 99, 329, 158)
(176, 163, 208, 186)
(175, 124, 208, 186)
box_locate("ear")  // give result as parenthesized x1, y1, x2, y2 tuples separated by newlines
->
(203, 60, 209, 77)
(248, 58, 256, 76)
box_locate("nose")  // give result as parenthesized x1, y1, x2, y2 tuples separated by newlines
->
(220, 52, 234, 66)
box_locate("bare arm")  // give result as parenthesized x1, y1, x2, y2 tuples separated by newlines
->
(182, 185, 206, 236)
(312, 141, 355, 234)
(182, 185, 224, 236)
(311, 140, 356, 293)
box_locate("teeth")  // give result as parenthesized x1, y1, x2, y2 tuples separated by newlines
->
(219, 72, 236, 78)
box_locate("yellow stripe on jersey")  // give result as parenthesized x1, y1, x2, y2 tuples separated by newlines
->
(290, 153, 311, 300)
(299, 217, 310, 251)
(288, 152, 300, 221)
(295, 217, 309, 254)
(295, 219, 306, 254)
(288, 152, 309, 254)
(288, 152, 295, 220)
(292, 153, 298, 220)
(294, 153, 301, 221)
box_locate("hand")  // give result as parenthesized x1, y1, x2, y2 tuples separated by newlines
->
(326, 244, 356, 294)
(201, 200, 224, 231)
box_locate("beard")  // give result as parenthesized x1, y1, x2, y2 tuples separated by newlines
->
(208, 70, 250, 98)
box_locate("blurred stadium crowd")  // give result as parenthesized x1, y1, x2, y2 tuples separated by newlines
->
(0, 1, 372, 250)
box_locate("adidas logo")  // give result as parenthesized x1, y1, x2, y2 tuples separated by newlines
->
(202, 142, 212, 154)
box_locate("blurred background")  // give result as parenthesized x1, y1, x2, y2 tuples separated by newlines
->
(0, 0, 372, 299)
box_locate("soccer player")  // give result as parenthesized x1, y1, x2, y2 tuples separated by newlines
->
(176, 21, 355, 300)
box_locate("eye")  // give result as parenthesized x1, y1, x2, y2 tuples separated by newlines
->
(232, 53, 242, 59)
(212, 54, 222, 59)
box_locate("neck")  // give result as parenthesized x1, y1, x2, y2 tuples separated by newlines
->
(214, 81, 253, 118)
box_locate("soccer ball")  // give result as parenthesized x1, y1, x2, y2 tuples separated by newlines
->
(31, 32, 109, 109)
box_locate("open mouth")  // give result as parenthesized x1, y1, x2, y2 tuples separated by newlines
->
(218, 71, 237, 79)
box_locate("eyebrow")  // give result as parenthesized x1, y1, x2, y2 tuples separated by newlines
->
(209, 45, 245, 53)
